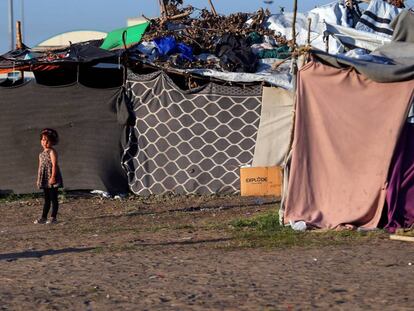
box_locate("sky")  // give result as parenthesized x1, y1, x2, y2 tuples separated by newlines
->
(0, 0, 411, 54)
(0, 0, 341, 54)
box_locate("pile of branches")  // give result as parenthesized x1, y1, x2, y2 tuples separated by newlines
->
(141, 1, 288, 55)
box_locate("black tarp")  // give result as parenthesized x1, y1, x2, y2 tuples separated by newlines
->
(0, 40, 120, 72)
(0, 81, 128, 194)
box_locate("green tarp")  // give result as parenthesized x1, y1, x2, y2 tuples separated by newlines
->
(100, 22, 150, 50)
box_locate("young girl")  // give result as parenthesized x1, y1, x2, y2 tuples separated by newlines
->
(34, 128, 63, 224)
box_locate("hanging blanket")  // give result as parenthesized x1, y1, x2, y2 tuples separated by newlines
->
(355, 0, 401, 37)
(0, 81, 129, 194)
(252, 86, 294, 167)
(385, 123, 414, 233)
(123, 71, 262, 195)
(284, 61, 414, 229)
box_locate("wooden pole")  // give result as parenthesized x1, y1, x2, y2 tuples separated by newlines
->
(166, 9, 193, 21)
(307, 18, 312, 46)
(16, 20, 22, 49)
(16, 20, 24, 80)
(291, 0, 298, 48)
(20, 0, 25, 40)
(208, 0, 218, 16)
(390, 235, 414, 242)
(281, 0, 299, 223)
(290, 0, 298, 76)
(325, 34, 329, 53)
(8, 0, 14, 51)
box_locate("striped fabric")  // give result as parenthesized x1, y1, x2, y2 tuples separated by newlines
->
(356, 0, 402, 37)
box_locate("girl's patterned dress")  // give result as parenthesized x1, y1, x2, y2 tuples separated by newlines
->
(37, 149, 63, 189)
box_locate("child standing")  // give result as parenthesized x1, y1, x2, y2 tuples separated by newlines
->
(34, 128, 63, 224)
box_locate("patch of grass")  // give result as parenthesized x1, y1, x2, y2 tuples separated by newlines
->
(127, 193, 241, 206)
(229, 211, 388, 249)
(58, 190, 68, 203)
(108, 244, 139, 252)
(91, 246, 105, 253)
(231, 212, 281, 232)
(0, 190, 68, 204)
(148, 225, 168, 232)
(173, 224, 196, 230)
(73, 225, 97, 234)
(0, 192, 42, 203)
(203, 222, 229, 231)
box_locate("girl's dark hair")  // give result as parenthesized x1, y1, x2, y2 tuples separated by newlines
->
(40, 128, 59, 145)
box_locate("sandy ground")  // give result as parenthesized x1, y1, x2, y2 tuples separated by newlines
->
(0, 194, 414, 311)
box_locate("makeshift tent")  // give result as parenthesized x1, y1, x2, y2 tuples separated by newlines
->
(284, 61, 414, 229)
(122, 71, 262, 195)
(1, 1, 410, 202)
(0, 80, 129, 194)
(100, 22, 150, 50)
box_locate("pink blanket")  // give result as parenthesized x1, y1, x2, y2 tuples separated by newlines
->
(285, 61, 414, 229)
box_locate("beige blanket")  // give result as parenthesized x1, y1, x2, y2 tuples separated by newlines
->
(252, 87, 294, 167)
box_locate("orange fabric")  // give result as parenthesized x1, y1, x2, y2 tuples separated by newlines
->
(285, 61, 414, 229)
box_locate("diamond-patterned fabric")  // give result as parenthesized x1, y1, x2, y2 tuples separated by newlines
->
(123, 71, 262, 195)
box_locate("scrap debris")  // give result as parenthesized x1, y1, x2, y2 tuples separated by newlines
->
(134, 1, 290, 72)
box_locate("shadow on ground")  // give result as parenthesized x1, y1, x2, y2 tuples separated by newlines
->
(0, 247, 96, 261)
(137, 237, 232, 247)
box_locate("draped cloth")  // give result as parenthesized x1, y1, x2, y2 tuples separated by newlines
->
(124, 71, 262, 195)
(252, 87, 294, 167)
(0, 81, 129, 194)
(385, 123, 414, 233)
(284, 61, 414, 229)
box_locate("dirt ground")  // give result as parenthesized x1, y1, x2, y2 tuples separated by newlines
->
(0, 194, 413, 311)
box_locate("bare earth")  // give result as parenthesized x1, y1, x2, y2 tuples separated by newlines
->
(0, 194, 413, 311)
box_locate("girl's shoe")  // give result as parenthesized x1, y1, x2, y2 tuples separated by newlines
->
(34, 218, 47, 224)
(46, 218, 57, 224)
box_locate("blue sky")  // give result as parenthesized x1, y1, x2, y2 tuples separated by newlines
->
(0, 0, 409, 54)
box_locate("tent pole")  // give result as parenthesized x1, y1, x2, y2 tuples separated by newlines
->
(281, 0, 298, 225)
(20, 0, 24, 42)
(291, 0, 297, 48)
(290, 0, 298, 76)
(8, 0, 14, 51)
(16, 20, 24, 80)
(307, 18, 312, 46)
(16, 21, 22, 49)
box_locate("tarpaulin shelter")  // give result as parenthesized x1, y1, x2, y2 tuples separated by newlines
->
(121, 69, 294, 195)
(284, 61, 414, 229)
(0, 6, 298, 196)
(283, 10, 414, 230)
(0, 80, 129, 195)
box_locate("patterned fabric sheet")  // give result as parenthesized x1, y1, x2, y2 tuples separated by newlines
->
(123, 71, 262, 195)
